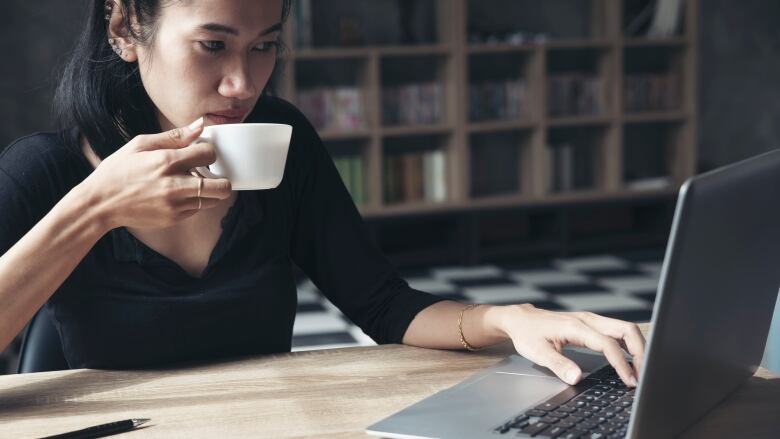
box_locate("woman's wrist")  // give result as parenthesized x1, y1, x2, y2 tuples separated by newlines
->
(462, 304, 512, 348)
(71, 178, 117, 234)
(485, 304, 531, 340)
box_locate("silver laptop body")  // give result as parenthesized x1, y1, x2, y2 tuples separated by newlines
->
(367, 148, 780, 439)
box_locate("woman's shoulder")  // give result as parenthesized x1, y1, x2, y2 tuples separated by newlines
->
(246, 95, 313, 129)
(1, 128, 81, 166)
(0, 127, 85, 187)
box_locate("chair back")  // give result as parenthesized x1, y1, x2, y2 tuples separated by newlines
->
(17, 308, 69, 373)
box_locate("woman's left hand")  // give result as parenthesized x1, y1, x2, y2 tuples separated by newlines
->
(494, 304, 646, 387)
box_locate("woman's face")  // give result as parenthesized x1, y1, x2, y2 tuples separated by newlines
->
(121, 0, 283, 130)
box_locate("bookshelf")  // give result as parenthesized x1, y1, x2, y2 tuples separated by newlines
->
(281, 0, 698, 225)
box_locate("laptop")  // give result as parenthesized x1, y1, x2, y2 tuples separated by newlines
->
(366, 148, 780, 439)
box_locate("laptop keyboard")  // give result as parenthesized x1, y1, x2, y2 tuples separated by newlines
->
(494, 365, 635, 438)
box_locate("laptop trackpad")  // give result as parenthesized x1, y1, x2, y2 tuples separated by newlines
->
(367, 373, 566, 439)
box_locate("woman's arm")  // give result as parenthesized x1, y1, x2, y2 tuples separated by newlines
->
(403, 301, 645, 388)
(0, 119, 231, 353)
(0, 183, 110, 352)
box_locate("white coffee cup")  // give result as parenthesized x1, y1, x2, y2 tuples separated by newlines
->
(192, 123, 293, 190)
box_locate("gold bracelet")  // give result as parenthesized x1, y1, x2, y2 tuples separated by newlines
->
(458, 303, 482, 351)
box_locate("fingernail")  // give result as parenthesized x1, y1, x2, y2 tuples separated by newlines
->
(629, 376, 638, 387)
(565, 369, 580, 385)
(187, 117, 204, 131)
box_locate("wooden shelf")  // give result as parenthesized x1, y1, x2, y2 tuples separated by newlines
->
(282, 0, 698, 219)
(466, 43, 537, 54)
(292, 44, 453, 60)
(360, 188, 677, 219)
(292, 47, 371, 60)
(547, 115, 613, 128)
(543, 39, 613, 50)
(381, 124, 453, 137)
(362, 200, 456, 218)
(622, 111, 687, 124)
(467, 119, 536, 133)
(466, 39, 613, 54)
(378, 44, 452, 57)
(318, 129, 372, 141)
(622, 37, 688, 48)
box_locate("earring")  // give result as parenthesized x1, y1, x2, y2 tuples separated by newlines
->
(108, 37, 122, 57)
(105, 2, 123, 58)
(104, 1, 113, 22)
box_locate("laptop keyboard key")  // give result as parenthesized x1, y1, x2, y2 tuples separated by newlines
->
(525, 409, 549, 417)
(535, 402, 559, 411)
(538, 426, 568, 438)
(579, 420, 601, 430)
(495, 423, 511, 434)
(510, 417, 530, 429)
(539, 416, 560, 424)
(521, 422, 551, 436)
(557, 420, 577, 429)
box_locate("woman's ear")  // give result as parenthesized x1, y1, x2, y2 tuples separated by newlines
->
(106, 0, 139, 62)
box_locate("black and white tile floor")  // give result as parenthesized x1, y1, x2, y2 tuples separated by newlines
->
(291, 249, 664, 351)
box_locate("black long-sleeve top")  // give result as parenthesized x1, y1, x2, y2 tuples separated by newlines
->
(0, 96, 446, 369)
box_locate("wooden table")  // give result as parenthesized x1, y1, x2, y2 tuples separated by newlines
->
(1, 325, 778, 438)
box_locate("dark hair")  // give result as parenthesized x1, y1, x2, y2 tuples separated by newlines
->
(52, 0, 292, 159)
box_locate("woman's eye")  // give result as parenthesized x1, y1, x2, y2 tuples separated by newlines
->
(254, 41, 279, 53)
(199, 41, 225, 53)
(198, 41, 278, 54)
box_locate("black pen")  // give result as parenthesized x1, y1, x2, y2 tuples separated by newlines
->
(39, 418, 151, 439)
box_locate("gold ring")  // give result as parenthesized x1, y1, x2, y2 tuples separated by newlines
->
(197, 197, 202, 210)
(197, 175, 203, 198)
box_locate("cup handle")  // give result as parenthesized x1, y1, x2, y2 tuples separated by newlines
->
(190, 134, 222, 179)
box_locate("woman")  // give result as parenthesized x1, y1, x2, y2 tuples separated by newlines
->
(0, 0, 644, 387)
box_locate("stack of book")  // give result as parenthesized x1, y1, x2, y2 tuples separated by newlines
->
(468, 79, 527, 122)
(547, 143, 596, 192)
(624, 73, 680, 112)
(547, 75, 604, 117)
(297, 87, 366, 132)
(383, 149, 447, 204)
(333, 154, 366, 205)
(381, 82, 444, 126)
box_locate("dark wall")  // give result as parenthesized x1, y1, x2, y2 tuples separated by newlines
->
(0, 1, 87, 148)
(1, 1, 780, 170)
(697, 0, 780, 171)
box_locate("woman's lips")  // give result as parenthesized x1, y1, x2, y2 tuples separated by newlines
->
(205, 113, 245, 124)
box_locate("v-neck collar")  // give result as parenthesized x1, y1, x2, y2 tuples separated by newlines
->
(109, 190, 265, 279)
(68, 127, 265, 280)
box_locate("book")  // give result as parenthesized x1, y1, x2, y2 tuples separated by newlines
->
(297, 87, 366, 131)
(382, 82, 444, 126)
(548, 74, 604, 117)
(469, 79, 528, 122)
(350, 155, 365, 205)
(383, 156, 395, 203)
(423, 149, 447, 202)
(647, 0, 684, 38)
(402, 153, 424, 202)
(624, 73, 679, 112)
(334, 156, 352, 196)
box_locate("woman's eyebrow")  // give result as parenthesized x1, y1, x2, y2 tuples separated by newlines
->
(197, 22, 283, 37)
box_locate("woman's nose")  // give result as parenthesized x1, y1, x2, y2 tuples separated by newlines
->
(218, 62, 257, 100)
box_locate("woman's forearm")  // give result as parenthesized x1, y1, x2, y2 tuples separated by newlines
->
(0, 181, 111, 352)
(402, 300, 510, 349)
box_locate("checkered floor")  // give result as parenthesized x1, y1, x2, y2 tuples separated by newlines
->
(291, 249, 665, 351)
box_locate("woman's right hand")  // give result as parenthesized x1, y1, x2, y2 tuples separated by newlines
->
(83, 117, 233, 230)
